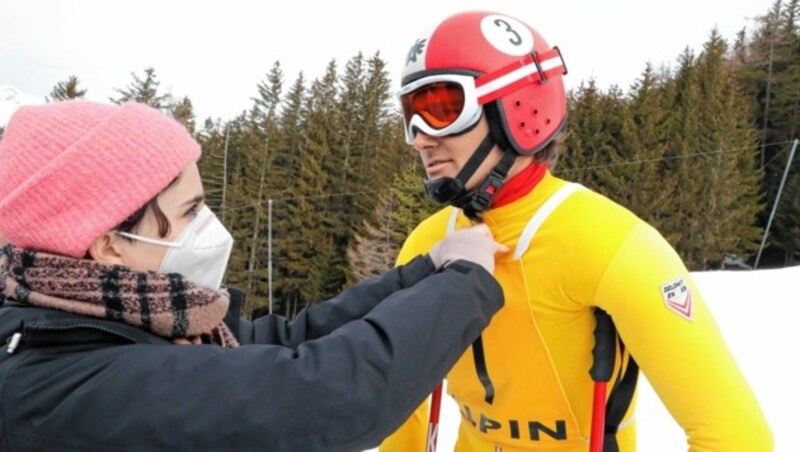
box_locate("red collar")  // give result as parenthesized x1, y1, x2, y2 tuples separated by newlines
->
(491, 162, 546, 208)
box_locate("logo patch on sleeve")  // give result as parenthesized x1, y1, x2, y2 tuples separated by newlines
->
(660, 276, 693, 321)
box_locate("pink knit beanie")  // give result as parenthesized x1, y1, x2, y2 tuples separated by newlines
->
(0, 100, 201, 258)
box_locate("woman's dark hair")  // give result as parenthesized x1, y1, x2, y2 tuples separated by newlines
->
(115, 176, 181, 239)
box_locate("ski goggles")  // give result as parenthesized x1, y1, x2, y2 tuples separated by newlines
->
(399, 47, 567, 144)
(399, 73, 482, 145)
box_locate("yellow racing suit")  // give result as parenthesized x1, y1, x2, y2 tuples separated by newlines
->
(380, 171, 772, 451)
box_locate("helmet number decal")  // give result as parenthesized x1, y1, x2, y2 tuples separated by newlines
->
(494, 19, 522, 46)
(481, 15, 534, 56)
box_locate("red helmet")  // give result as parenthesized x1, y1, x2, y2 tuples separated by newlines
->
(399, 11, 567, 155)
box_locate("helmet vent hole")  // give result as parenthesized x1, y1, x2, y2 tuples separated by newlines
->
(519, 122, 526, 128)
(514, 100, 522, 107)
(546, 118, 551, 125)
(535, 129, 540, 135)
(533, 109, 539, 116)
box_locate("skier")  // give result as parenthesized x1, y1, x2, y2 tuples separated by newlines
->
(381, 10, 773, 452)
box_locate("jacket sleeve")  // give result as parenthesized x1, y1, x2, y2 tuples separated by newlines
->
(238, 255, 437, 346)
(3, 260, 503, 452)
(594, 223, 773, 451)
(379, 219, 452, 451)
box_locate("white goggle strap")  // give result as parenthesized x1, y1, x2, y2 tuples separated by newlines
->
(475, 46, 567, 105)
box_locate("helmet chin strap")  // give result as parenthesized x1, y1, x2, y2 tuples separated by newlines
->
(463, 147, 516, 220)
(423, 133, 517, 221)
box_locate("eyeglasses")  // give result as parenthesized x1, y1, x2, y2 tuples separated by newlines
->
(398, 47, 567, 144)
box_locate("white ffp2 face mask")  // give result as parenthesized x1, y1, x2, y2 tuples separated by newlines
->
(117, 206, 234, 290)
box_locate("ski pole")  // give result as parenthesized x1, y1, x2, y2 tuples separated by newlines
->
(589, 309, 616, 452)
(426, 382, 444, 452)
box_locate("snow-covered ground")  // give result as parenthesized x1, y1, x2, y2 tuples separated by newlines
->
(367, 264, 800, 451)
(0, 85, 44, 127)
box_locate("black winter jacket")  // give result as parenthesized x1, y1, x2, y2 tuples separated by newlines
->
(0, 256, 502, 452)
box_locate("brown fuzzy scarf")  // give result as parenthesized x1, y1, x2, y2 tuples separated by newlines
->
(0, 245, 239, 348)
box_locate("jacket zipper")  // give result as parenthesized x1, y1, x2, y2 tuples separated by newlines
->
(6, 332, 21, 354)
(6, 323, 144, 354)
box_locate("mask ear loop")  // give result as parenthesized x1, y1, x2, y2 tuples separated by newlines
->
(116, 231, 184, 248)
(115, 206, 212, 248)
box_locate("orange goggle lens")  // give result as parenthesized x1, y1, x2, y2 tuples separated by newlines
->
(401, 81, 466, 130)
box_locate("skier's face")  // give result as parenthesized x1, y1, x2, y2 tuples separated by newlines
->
(411, 115, 504, 191)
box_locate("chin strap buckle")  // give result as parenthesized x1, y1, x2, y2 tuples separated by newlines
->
(469, 171, 505, 213)
(464, 149, 517, 219)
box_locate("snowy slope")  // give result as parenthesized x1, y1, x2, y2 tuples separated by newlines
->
(0, 85, 44, 127)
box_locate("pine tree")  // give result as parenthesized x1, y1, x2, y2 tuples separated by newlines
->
(697, 29, 763, 268)
(597, 65, 677, 236)
(170, 96, 196, 134)
(769, 1, 800, 155)
(308, 60, 355, 301)
(331, 53, 369, 228)
(781, 0, 800, 37)
(732, 28, 750, 68)
(773, 172, 800, 264)
(359, 53, 395, 178)
(333, 52, 407, 285)
(231, 109, 272, 315)
(663, 33, 763, 269)
(768, 0, 800, 146)
(588, 84, 632, 197)
(46, 75, 87, 102)
(735, 1, 794, 177)
(270, 72, 308, 312)
(749, 1, 789, 167)
(276, 72, 306, 183)
(336, 52, 365, 187)
(734, 1, 800, 266)
(111, 67, 173, 110)
(196, 119, 229, 215)
(253, 61, 283, 122)
(347, 152, 438, 283)
(347, 190, 397, 280)
(388, 153, 439, 247)
(663, 47, 708, 268)
(288, 61, 342, 303)
(240, 62, 284, 316)
(560, 79, 614, 186)
(208, 115, 253, 294)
